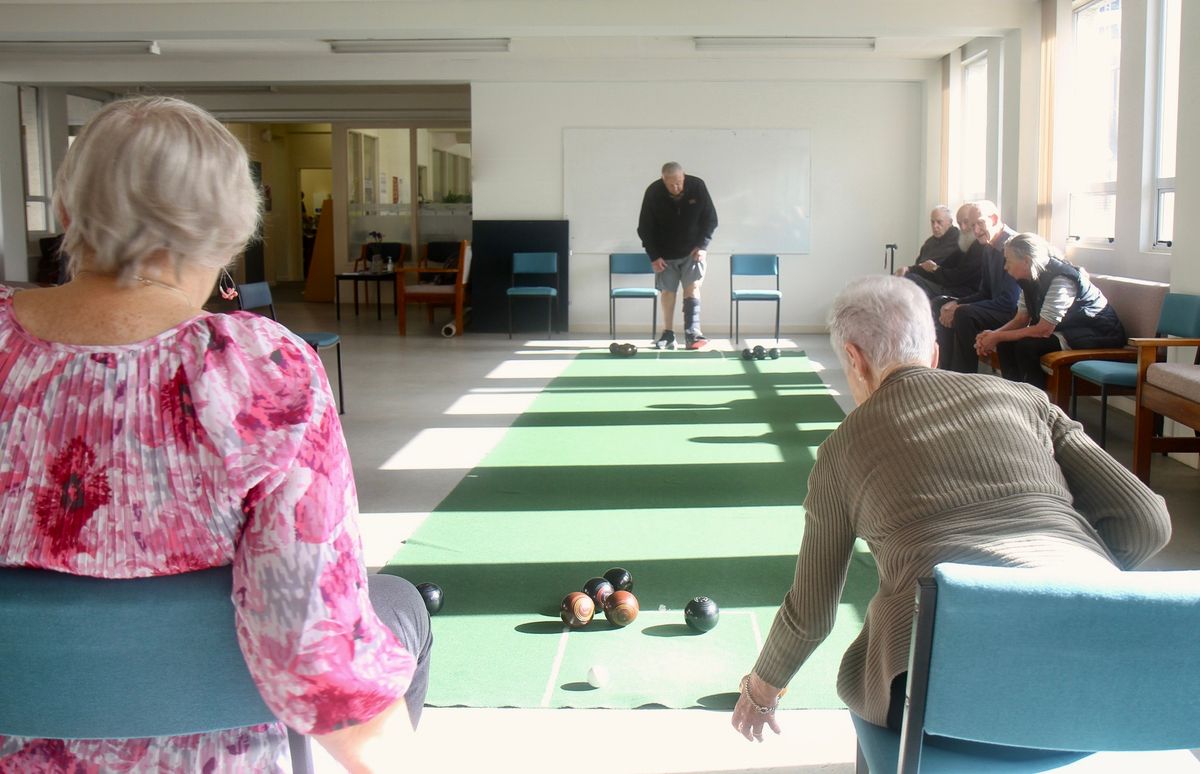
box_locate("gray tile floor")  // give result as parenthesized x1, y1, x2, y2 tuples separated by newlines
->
(265, 288, 1199, 773)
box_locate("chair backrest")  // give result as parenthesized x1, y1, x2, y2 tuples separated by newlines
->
(730, 253, 780, 277)
(610, 252, 653, 275)
(513, 251, 558, 276)
(460, 241, 473, 286)
(905, 563, 1200, 760)
(0, 565, 277, 739)
(236, 281, 276, 319)
(1158, 292, 1200, 339)
(1089, 274, 1168, 339)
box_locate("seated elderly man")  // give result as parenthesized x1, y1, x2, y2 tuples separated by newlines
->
(976, 232, 1126, 388)
(912, 202, 985, 303)
(730, 274, 1169, 744)
(936, 200, 1019, 372)
(896, 205, 960, 288)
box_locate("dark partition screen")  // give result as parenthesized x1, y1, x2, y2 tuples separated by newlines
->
(470, 220, 570, 334)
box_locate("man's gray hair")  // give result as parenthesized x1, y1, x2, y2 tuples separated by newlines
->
(931, 204, 953, 220)
(1005, 232, 1059, 281)
(54, 96, 262, 281)
(828, 275, 935, 374)
(661, 161, 683, 176)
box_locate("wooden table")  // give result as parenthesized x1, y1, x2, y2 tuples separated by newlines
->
(334, 271, 398, 320)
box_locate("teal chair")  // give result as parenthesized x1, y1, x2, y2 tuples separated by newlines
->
(852, 563, 1200, 773)
(729, 253, 782, 344)
(608, 252, 659, 339)
(1070, 292, 1200, 447)
(507, 251, 559, 339)
(238, 281, 345, 415)
(0, 565, 313, 774)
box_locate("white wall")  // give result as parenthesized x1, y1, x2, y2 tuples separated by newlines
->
(473, 80, 929, 335)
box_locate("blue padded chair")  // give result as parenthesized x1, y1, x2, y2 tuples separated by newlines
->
(608, 252, 659, 339)
(507, 251, 559, 339)
(238, 281, 344, 414)
(0, 565, 313, 774)
(853, 563, 1200, 773)
(1070, 292, 1200, 448)
(729, 253, 782, 344)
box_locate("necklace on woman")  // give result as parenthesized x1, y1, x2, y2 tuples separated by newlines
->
(76, 270, 195, 307)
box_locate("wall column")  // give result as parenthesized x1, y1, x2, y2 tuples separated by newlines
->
(0, 83, 28, 282)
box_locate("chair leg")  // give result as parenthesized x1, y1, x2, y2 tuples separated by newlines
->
(1070, 376, 1078, 419)
(334, 343, 345, 415)
(288, 728, 314, 774)
(507, 298, 513, 340)
(1099, 386, 1108, 449)
(651, 299, 657, 343)
(547, 297, 553, 339)
(609, 298, 615, 340)
(855, 741, 869, 774)
(774, 300, 780, 342)
(729, 297, 734, 343)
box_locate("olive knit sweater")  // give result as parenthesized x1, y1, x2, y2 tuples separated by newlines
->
(752, 366, 1171, 726)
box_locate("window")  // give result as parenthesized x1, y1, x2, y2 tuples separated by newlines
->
(1066, 0, 1121, 242)
(19, 86, 49, 233)
(960, 54, 988, 203)
(1153, 0, 1180, 247)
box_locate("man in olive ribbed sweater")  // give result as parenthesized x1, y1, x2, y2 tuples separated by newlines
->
(730, 275, 1171, 743)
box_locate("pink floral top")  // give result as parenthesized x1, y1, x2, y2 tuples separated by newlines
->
(0, 286, 414, 773)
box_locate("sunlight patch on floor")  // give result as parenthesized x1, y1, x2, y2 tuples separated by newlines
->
(378, 428, 508, 470)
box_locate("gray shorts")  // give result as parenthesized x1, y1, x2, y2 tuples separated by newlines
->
(655, 256, 706, 292)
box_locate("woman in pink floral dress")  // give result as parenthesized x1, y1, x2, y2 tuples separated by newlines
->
(0, 97, 430, 773)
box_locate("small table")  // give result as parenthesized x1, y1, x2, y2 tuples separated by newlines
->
(335, 271, 398, 320)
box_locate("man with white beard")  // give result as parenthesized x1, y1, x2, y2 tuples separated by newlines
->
(935, 200, 1020, 373)
(902, 203, 983, 300)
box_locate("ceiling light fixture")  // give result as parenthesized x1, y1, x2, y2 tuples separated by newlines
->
(328, 38, 511, 54)
(693, 36, 876, 51)
(0, 40, 161, 56)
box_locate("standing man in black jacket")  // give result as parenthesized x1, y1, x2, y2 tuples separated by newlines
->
(637, 162, 718, 350)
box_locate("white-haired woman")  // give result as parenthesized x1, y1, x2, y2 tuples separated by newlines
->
(0, 97, 430, 773)
(974, 232, 1125, 387)
(731, 275, 1168, 743)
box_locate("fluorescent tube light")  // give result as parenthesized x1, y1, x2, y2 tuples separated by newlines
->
(328, 38, 510, 54)
(693, 36, 876, 51)
(0, 40, 161, 55)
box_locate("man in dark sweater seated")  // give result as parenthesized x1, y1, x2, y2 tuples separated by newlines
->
(936, 200, 1019, 373)
(903, 203, 984, 301)
(896, 205, 960, 289)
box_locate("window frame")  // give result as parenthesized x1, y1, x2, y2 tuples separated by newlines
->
(19, 85, 53, 236)
(1151, 0, 1180, 249)
(1065, 0, 1122, 244)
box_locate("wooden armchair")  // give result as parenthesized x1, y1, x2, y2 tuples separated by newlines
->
(1039, 275, 1169, 410)
(1132, 336, 1200, 483)
(397, 240, 472, 336)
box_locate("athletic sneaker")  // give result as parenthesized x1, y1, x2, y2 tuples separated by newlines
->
(654, 330, 677, 350)
(685, 331, 708, 350)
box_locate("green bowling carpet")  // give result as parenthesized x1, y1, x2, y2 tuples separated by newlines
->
(383, 348, 877, 710)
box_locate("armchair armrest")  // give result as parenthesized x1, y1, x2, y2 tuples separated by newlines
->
(397, 266, 458, 275)
(1039, 347, 1134, 374)
(1129, 337, 1200, 348)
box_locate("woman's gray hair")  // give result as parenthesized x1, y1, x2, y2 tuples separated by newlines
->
(54, 96, 261, 280)
(1004, 232, 1058, 281)
(828, 275, 935, 373)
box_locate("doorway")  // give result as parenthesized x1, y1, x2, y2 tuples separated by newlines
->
(299, 167, 332, 280)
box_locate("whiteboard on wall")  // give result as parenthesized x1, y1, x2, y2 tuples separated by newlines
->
(563, 128, 811, 255)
